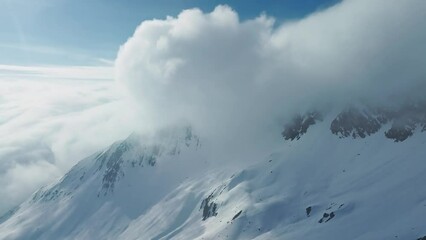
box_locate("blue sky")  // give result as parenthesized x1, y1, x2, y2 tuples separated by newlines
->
(0, 0, 340, 66)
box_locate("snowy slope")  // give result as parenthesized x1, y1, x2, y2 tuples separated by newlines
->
(1, 109, 426, 240)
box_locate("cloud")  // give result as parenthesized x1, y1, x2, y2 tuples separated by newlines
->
(0, 66, 138, 215)
(0, 64, 113, 81)
(116, 0, 426, 142)
(2, 0, 426, 218)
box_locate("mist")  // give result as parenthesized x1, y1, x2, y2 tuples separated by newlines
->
(0, 69, 138, 215)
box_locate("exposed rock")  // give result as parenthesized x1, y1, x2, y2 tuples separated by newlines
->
(318, 211, 335, 223)
(283, 102, 426, 142)
(385, 126, 415, 142)
(384, 103, 426, 142)
(330, 108, 388, 138)
(331, 103, 426, 142)
(326, 212, 335, 222)
(98, 141, 132, 194)
(306, 206, 312, 217)
(232, 210, 242, 221)
(96, 137, 165, 194)
(200, 192, 218, 221)
(282, 112, 322, 141)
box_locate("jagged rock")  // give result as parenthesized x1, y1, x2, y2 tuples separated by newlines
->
(200, 193, 218, 221)
(385, 126, 415, 142)
(97, 141, 132, 194)
(330, 108, 388, 138)
(331, 103, 426, 141)
(282, 112, 322, 141)
(282, 102, 426, 142)
(318, 211, 335, 223)
(96, 138, 171, 194)
(384, 103, 426, 142)
(232, 210, 242, 221)
(326, 212, 335, 222)
(306, 206, 312, 217)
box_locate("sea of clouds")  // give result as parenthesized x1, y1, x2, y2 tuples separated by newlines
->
(0, 67, 139, 215)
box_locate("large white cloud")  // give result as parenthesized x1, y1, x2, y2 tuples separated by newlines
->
(116, 0, 426, 141)
(0, 67, 139, 215)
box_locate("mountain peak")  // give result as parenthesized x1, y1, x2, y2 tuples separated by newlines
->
(283, 103, 426, 142)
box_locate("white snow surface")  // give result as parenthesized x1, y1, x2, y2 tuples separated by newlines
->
(1, 119, 426, 240)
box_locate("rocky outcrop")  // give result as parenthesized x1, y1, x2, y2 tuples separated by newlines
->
(232, 210, 242, 221)
(283, 103, 426, 142)
(331, 103, 426, 142)
(200, 193, 218, 221)
(282, 112, 322, 141)
(199, 183, 227, 221)
(330, 108, 389, 138)
(96, 139, 163, 194)
(318, 212, 335, 223)
(384, 103, 426, 142)
(306, 206, 312, 217)
(98, 142, 130, 193)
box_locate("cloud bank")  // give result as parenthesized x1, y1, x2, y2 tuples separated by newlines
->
(0, 64, 113, 81)
(0, 68, 138, 215)
(116, 0, 426, 140)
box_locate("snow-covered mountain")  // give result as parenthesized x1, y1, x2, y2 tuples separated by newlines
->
(1, 106, 426, 240)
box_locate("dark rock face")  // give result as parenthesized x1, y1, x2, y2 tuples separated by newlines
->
(330, 108, 389, 139)
(329, 103, 426, 142)
(385, 126, 415, 142)
(306, 206, 312, 217)
(417, 236, 426, 240)
(384, 103, 426, 142)
(232, 210, 242, 221)
(284, 102, 426, 142)
(199, 183, 227, 221)
(282, 112, 322, 141)
(99, 142, 131, 193)
(318, 211, 335, 223)
(200, 193, 218, 221)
